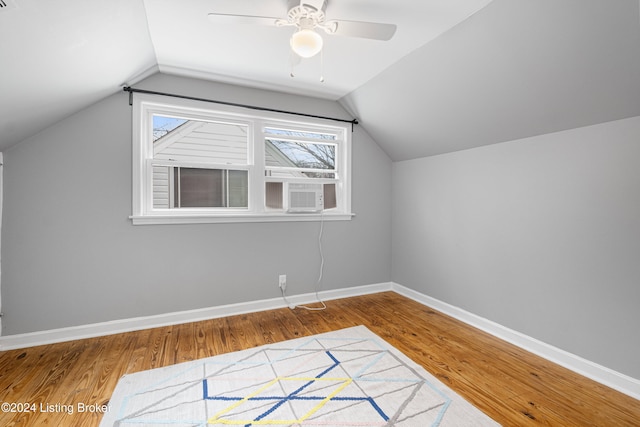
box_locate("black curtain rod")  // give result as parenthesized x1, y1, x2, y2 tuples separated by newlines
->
(123, 86, 358, 129)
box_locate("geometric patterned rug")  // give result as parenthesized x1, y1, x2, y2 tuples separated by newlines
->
(100, 326, 500, 426)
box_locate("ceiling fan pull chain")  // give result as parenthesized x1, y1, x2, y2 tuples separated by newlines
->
(290, 50, 296, 78)
(319, 48, 324, 82)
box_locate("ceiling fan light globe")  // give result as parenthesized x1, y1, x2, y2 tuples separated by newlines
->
(290, 29, 323, 58)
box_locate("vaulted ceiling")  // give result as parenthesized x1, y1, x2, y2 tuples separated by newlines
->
(1, 0, 639, 160)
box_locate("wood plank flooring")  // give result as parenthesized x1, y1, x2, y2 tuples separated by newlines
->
(0, 291, 638, 426)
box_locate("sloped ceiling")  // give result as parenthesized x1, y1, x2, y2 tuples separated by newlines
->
(341, 0, 640, 160)
(1, 0, 639, 161)
(0, 0, 157, 151)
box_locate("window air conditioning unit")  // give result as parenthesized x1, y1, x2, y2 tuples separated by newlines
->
(287, 183, 324, 212)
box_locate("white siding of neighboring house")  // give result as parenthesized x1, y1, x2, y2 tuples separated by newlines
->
(153, 166, 170, 209)
(154, 121, 248, 164)
(152, 121, 248, 207)
(265, 141, 304, 178)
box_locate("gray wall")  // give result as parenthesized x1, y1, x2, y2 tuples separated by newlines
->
(1, 73, 392, 335)
(392, 116, 640, 379)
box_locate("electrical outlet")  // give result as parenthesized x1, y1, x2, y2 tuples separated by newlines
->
(279, 274, 287, 291)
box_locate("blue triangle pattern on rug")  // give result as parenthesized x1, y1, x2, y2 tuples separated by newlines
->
(201, 350, 392, 424)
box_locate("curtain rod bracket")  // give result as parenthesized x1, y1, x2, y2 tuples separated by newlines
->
(124, 86, 133, 106)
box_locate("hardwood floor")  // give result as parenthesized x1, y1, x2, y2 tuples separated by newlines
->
(0, 291, 638, 426)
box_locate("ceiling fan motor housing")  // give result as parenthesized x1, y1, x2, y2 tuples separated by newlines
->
(287, 0, 329, 30)
(289, 0, 328, 13)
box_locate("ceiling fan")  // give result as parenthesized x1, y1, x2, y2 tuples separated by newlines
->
(207, 0, 397, 59)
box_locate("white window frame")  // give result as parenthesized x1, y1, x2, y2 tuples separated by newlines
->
(131, 94, 353, 225)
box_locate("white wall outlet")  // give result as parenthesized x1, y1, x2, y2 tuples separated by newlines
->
(279, 274, 287, 291)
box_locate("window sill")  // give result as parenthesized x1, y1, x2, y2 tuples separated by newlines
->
(129, 212, 355, 225)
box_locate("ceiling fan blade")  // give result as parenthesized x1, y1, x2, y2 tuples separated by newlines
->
(324, 20, 397, 41)
(207, 13, 281, 27)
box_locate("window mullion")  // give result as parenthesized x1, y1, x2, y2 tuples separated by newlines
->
(169, 166, 176, 208)
(224, 169, 230, 208)
(176, 167, 181, 208)
(251, 120, 266, 214)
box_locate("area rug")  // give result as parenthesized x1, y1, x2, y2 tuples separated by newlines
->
(100, 325, 500, 426)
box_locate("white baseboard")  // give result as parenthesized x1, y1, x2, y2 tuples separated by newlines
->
(0, 282, 392, 351)
(1, 281, 637, 400)
(391, 282, 640, 400)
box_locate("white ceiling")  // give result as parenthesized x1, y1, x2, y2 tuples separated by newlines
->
(144, 0, 493, 99)
(1, 0, 639, 160)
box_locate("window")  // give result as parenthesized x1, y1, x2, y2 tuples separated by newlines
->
(264, 127, 339, 211)
(131, 94, 352, 224)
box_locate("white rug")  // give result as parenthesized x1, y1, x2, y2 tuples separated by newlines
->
(101, 325, 500, 426)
